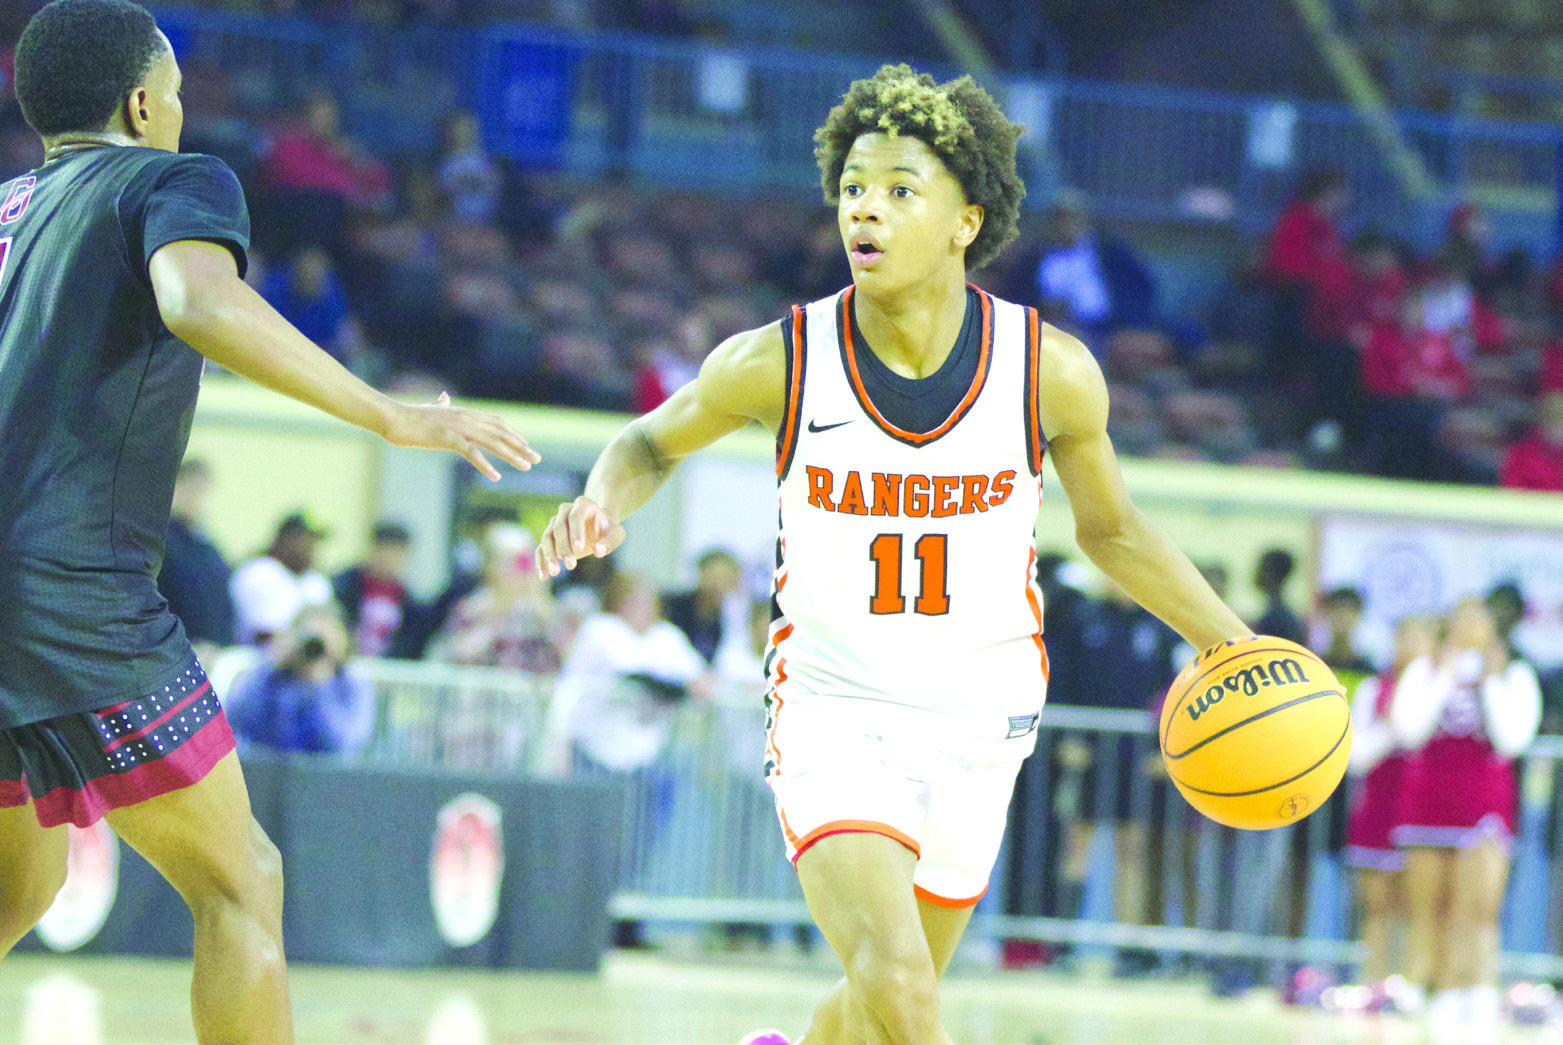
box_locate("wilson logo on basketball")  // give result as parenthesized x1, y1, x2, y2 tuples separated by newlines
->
(1186, 658, 1312, 722)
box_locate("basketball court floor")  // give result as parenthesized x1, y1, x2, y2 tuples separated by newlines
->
(0, 951, 1551, 1045)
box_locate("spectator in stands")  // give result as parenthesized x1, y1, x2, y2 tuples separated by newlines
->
(429, 522, 560, 673)
(1036, 192, 1158, 355)
(227, 603, 376, 757)
(662, 548, 744, 663)
(1441, 202, 1518, 302)
(549, 570, 710, 774)
(260, 245, 360, 366)
(1054, 577, 1179, 970)
(436, 109, 501, 223)
(158, 457, 235, 652)
(632, 304, 714, 413)
(1319, 587, 1377, 687)
(1360, 289, 1470, 481)
(259, 89, 392, 253)
(332, 520, 415, 659)
(1418, 252, 1476, 362)
(1264, 168, 1348, 378)
(1304, 232, 1404, 446)
(231, 511, 335, 646)
(1499, 392, 1563, 492)
(1252, 548, 1306, 645)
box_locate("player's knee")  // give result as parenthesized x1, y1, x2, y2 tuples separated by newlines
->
(187, 820, 284, 929)
(846, 947, 938, 1024)
(246, 821, 284, 921)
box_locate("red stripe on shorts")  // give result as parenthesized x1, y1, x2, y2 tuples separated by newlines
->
(0, 776, 26, 808)
(101, 680, 212, 754)
(31, 712, 235, 829)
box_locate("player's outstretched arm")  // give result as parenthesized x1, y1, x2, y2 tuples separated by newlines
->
(1037, 325, 1248, 650)
(537, 320, 785, 576)
(148, 239, 539, 480)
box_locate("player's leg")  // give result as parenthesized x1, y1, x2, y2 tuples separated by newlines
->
(800, 895, 975, 1045)
(795, 832, 950, 1045)
(0, 800, 67, 956)
(104, 750, 291, 1045)
(1448, 840, 1508, 992)
(1401, 846, 1449, 993)
(1356, 867, 1394, 983)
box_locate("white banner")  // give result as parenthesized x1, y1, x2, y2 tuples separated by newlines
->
(1318, 515, 1563, 669)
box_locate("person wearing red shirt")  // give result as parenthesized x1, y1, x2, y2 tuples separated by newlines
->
(1360, 289, 1469, 480)
(258, 90, 392, 256)
(1263, 169, 1348, 379)
(1306, 231, 1404, 446)
(1499, 393, 1563, 492)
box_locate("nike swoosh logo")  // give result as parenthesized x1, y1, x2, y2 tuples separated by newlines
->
(807, 419, 853, 433)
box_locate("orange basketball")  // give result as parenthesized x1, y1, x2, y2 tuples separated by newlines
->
(1159, 635, 1351, 830)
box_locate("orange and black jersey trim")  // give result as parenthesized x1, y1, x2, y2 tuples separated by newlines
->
(1023, 307, 1046, 477)
(838, 285, 993, 448)
(776, 304, 806, 481)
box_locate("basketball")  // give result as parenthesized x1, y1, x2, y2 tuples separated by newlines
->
(1160, 636, 1351, 830)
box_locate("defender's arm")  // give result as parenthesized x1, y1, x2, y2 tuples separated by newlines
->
(149, 239, 538, 480)
(1036, 325, 1248, 650)
(537, 320, 786, 575)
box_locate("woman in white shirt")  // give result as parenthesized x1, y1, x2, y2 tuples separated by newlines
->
(550, 572, 708, 774)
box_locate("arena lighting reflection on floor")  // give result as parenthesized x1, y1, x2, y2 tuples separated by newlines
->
(22, 971, 103, 1045)
(425, 992, 489, 1045)
(21, 972, 489, 1045)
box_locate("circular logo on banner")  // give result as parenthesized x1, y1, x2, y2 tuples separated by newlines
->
(429, 793, 504, 948)
(36, 820, 119, 952)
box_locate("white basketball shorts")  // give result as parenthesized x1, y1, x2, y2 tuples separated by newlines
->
(765, 691, 1038, 907)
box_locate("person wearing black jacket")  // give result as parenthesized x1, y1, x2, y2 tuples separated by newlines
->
(158, 457, 234, 649)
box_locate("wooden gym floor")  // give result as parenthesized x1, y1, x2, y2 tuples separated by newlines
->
(0, 950, 1549, 1044)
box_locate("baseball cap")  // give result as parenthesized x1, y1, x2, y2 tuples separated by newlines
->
(276, 511, 329, 540)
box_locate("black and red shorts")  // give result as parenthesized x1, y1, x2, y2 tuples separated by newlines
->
(0, 662, 235, 829)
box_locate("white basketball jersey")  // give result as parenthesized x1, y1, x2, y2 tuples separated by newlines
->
(765, 285, 1050, 752)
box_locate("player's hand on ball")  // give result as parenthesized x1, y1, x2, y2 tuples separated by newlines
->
(538, 496, 626, 577)
(384, 392, 540, 480)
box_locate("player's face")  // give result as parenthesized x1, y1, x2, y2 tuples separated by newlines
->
(135, 34, 184, 153)
(837, 133, 982, 295)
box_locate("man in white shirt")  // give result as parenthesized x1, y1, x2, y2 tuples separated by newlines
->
(231, 511, 334, 646)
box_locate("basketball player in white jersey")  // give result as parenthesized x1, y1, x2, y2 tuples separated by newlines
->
(537, 64, 1248, 1045)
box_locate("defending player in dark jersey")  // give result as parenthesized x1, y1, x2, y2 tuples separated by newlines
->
(0, 3, 537, 1041)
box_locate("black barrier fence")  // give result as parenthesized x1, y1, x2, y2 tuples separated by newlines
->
(22, 660, 1563, 980)
(17, 750, 623, 971)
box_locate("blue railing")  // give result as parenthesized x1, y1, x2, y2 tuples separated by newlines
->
(151, 7, 1561, 245)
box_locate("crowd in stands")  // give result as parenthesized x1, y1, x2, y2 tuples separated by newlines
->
(1, 8, 1560, 492)
(161, 466, 761, 763)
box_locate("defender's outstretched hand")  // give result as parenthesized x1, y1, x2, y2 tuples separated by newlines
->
(537, 496, 627, 576)
(383, 392, 541, 480)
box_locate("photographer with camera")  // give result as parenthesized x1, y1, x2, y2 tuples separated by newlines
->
(226, 603, 376, 757)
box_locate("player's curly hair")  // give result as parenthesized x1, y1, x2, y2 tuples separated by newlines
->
(814, 63, 1026, 271)
(15, 0, 166, 137)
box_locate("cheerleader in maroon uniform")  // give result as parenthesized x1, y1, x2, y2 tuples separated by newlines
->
(1391, 600, 1541, 1028)
(1346, 616, 1436, 994)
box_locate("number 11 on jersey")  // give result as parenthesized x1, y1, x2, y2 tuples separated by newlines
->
(868, 533, 950, 616)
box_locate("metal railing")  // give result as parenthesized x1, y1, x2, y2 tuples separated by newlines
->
(344, 658, 1563, 977)
(149, 6, 1561, 240)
